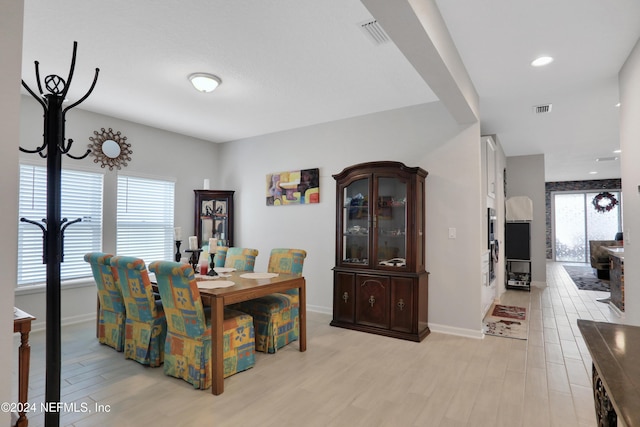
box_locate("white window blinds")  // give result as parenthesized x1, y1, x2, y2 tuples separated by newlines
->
(116, 175, 175, 263)
(17, 165, 104, 286)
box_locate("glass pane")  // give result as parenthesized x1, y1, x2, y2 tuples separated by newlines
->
(201, 199, 229, 246)
(586, 191, 621, 241)
(376, 177, 407, 267)
(343, 178, 369, 264)
(554, 193, 586, 262)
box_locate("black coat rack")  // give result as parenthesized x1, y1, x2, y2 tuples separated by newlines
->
(20, 42, 99, 427)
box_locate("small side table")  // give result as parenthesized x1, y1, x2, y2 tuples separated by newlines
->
(13, 308, 35, 427)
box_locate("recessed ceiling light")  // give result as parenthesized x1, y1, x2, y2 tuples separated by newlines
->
(188, 73, 221, 93)
(615, 102, 621, 107)
(531, 56, 554, 67)
(613, 149, 622, 154)
(589, 171, 598, 175)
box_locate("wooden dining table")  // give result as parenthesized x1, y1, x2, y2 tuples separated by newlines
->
(196, 271, 307, 395)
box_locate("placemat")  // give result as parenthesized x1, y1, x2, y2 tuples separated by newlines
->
(197, 280, 235, 289)
(239, 272, 279, 279)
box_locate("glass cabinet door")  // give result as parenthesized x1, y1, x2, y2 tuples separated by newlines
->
(375, 176, 408, 268)
(194, 190, 234, 248)
(342, 177, 370, 265)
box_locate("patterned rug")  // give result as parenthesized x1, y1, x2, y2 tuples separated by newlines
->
(563, 264, 610, 292)
(483, 304, 528, 340)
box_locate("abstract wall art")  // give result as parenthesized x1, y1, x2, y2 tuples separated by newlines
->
(266, 168, 319, 206)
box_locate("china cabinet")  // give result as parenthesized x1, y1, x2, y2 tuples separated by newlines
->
(331, 161, 430, 342)
(194, 190, 234, 248)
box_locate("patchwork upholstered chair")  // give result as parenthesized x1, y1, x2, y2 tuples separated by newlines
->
(110, 256, 167, 367)
(148, 261, 255, 389)
(224, 247, 259, 272)
(234, 248, 306, 353)
(84, 252, 126, 352)
(213, 246, 228, 268)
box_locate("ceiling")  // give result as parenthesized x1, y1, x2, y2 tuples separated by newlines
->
(21, 0, 640, 182)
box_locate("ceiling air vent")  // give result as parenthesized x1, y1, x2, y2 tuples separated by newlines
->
(533, 104, 552, 114)
(360, 20, 390, 45)
(596, 156, 619, 162)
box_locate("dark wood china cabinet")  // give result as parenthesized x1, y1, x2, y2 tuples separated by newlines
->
(331, 161, 430, 342)
(194, 190, 234, 248)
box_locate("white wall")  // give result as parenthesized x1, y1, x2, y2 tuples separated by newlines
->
(15, 99, 488, 339)
(16, 96, 220, 329)
(619, 37, 640, 326)
(218, 101, 485, 336)
(506, 154, 547, 285)
(0, 0, 24, 420)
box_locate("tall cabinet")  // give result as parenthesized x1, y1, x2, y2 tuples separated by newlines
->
(194, 190, 234, 248)
(331, 161, 430, 342)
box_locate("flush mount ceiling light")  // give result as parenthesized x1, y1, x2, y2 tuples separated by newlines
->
(188, 73, 221, 93)
(531, 56, 554, 67)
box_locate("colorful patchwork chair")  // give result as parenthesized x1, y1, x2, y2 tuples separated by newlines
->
(213, 246, 228, 268)
(148, 261, 255, 389)
(233, 248, 306, 353)
(84, 252, 126, 352)
(110, 256, 167, 367)
(224, 247, 259, 272)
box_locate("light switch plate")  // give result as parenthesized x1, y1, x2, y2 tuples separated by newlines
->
(448, 227, 456, 239)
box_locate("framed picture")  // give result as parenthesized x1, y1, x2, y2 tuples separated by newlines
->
(266, 167, 319, 206)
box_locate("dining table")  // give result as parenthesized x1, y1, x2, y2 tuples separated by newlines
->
(195, 270, 307, 395)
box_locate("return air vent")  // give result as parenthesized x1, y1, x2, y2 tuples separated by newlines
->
(596, 156, 619, 162)
(360, 20, 390, 45)
(533, 104, 552, 114)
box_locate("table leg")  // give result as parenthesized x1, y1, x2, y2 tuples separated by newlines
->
(299, 279, 307, 352)
(16, 330, 31, 427)
(211, 297, 225, 395)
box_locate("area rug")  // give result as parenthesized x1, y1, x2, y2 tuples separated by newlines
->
(483, 304, 528, 340)
(562, 264, 610, 292)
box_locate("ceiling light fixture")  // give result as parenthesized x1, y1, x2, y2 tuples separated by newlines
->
(589, 171, 598, 175)
(188, 73, 221, 93)
(613, 149, 622, 154)
(531, 56, 554, 67)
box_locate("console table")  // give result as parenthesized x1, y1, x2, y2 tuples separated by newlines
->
(13, 308, 35, 427)
(577, 319, 640, 426)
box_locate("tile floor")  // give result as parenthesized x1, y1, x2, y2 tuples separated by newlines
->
(13, 261, 620, 426)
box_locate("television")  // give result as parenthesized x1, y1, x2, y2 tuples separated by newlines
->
(506, 222, 530, 260)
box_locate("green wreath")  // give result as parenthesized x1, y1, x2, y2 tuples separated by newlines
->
(592, 192, 619, 213)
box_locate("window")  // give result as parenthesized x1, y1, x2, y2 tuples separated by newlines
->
(117, 175, 175, 263)
(17, 164, 103, 287)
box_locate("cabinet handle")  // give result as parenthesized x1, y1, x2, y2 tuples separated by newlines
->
(342, 292, 349, 303)
(368, 295, 376, 307)
(397, 299, 405, 311)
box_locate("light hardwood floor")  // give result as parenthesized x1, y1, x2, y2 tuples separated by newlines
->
(13, 261, 619, 427)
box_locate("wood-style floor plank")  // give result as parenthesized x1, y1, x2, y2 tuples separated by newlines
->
(13, 261, 619, 426)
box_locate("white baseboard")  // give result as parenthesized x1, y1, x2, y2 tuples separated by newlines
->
(428, 323, 484, 339)
(31, 313, 96, 332)
(307, 304, 332, 315)
(531, 280, 547, 288)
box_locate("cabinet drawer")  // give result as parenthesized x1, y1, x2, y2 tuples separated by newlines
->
(356, 275, 390, 329)
(334, 272, 355, 323)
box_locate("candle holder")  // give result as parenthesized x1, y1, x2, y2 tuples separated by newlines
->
(184, 249, 202, 273)
(207, 253, 218, 276)
(175, 240, 182, 262)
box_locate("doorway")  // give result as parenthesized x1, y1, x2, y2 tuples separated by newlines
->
(553, 191, 622, 262)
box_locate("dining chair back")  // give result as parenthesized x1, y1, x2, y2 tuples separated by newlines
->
(148, 261, 256, 389)
(213, 246, 228, 268)
(233, 248, 307, 353)
(224, 247, 259, 272)
(110, 256, 167, 367)
(84, 252, 126, 351)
